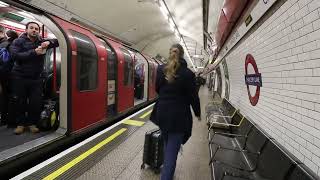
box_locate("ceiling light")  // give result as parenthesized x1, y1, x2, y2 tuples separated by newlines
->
(193, 55, 204, 58)
(175, 31, 181, 40)
(169, 22, 175, 32)
(157, 0, 196, 71)
(159, 1, 168, 19)
(0, 19, 25, 29)
(17, 11, 36, 20)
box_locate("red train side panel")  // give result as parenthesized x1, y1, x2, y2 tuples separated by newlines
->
(51, 16, 107, 132)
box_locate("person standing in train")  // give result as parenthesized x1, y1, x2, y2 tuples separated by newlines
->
(0, 25, 8, 126)
(0, 27, 19, 126)
(10, 22, 59, 135)
(155, 44, 201, 180)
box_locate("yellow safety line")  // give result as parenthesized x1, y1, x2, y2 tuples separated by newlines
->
(139, 110, 152, 119)
(123, 119, 145, 126)
(43, 128, 127, 180)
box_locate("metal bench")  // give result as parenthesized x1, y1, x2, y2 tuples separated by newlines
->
(209, 119, 318, 180)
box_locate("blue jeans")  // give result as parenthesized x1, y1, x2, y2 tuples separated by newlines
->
(161, 133, 184, 180)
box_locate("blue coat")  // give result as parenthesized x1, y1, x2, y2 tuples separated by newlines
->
(155, 58, 201, 144)
(10, 33, 59, 79)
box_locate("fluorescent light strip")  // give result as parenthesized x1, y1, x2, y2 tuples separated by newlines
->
(0, 19, 25, 29)
(159, 1, 168, 19)
(158, 0, 197, 71)
(175, 31, 181, 40)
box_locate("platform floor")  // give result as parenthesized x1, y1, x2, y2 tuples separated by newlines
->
(0, 126, 51, 152)
(78, 86, 211, 180)
(14, 86, 212, 180)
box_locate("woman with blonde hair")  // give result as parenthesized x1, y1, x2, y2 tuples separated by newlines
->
(155, 44, 201, 180)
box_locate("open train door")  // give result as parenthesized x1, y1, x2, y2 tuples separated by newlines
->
(51, 16, 107, 132)
(99, 38, 118, 117)
(117, 47, 134, 112)
(106, 40, 134, 113)
(146, 57, 158, 100)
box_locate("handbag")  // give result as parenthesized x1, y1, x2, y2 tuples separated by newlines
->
(150, 101, 159, 126)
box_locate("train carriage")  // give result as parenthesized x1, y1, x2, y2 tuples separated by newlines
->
(0, 1, 160, 176)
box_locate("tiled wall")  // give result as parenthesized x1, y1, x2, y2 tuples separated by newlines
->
(225, 0, 320, 176)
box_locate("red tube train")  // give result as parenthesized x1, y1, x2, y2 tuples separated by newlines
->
(0, 0, 160, 176)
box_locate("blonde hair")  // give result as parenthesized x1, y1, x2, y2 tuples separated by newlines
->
(164, 44, 184, 83)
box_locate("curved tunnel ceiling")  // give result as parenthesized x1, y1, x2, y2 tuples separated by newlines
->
(20, 0, 224, 70)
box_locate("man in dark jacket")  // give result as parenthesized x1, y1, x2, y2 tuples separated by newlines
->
(10, 22, 59, 134)
(155, 44, 201, 180)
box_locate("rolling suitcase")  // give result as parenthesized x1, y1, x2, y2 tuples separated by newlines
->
(141, 128, 164, 173)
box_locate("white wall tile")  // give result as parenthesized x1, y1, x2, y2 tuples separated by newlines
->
(224, 0, 320, 175)
(293, 19, 305, 31)
(302, 41, 318, 52)
(312, 18, 320, 30)
(303, 10, 320, 25)
(308, 0, 320, 12)
(300, 22, 314, 36)
(290, 30, 301, 40)
(295, 5, 309, 20)
(315, 104, 320, 112)
(298, 0, 313, 8)
(305, 157, 319, 173)
(302, 100, 315, 110)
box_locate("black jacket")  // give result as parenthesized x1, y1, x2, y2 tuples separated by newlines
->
(0, 37, 13, 76)
(155, 58, 201, 144)
(10, 33, 59, 79)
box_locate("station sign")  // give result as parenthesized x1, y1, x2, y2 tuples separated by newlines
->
(245, 54, 262, 106)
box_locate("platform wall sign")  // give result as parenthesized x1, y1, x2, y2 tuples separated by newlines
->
(245, 54, 262, 106)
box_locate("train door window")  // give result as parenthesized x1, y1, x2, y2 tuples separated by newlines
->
(120, 48, 133, 86)
(99, 39, 117, 116)
(99, 39, 116, 80)
(43, 47, 61, 98)
(70, 30, 98, 91)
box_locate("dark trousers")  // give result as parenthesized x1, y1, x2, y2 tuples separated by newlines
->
(11, 78, 42, 126)
(161, 133, 184, 180)
(196, 85, 200, 94)
(0, 78, 9, 124)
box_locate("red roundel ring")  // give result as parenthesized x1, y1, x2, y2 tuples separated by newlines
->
(245, 54, 260, 106)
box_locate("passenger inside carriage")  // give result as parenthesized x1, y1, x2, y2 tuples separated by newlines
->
(1, 8, 61, 130)
(10, 22, 59, 135)
(0, 26, 19, 127)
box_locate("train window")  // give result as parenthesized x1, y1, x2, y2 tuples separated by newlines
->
(43, 47, 61, 91)
(70, 30, 98, 91)
(120, 48, 133, 86)
(99, 39, 116, 80)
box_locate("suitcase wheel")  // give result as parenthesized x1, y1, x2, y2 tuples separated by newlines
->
(141, 164, 145, 169)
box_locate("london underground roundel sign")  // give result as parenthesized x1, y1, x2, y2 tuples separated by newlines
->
(245, 54, 262, 106)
